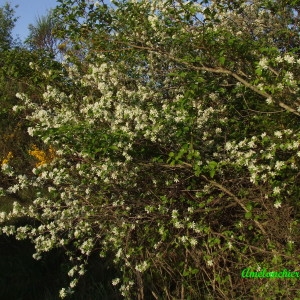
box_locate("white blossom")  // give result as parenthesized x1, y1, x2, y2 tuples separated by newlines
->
(258, 57, 268, 69)
(190, 238, 198, 247)
(284, 54, 295, 64)
(274, 131, 282, 138)
(266, 97, 273, 105)
(274, 201, 282, 209)
(207, 260, 213, 267)
(273, 186, 281, 195)
(112, 278, 120, 286)
(135, 261, 149, 273)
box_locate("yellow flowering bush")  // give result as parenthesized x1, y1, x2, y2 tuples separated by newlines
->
(28, 145, 56, 167)
(1, 151, 13, 166)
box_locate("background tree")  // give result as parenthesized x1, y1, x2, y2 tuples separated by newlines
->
(26, 10, 64, 59)
(0, 2, 18, 50)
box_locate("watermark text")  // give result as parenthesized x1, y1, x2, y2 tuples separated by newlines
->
(241, 268, 300, 278)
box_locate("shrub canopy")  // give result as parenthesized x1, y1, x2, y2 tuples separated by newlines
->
(1, 0, 300, 298)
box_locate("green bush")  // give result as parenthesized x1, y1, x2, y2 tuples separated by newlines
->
(1, 0, 300, 299)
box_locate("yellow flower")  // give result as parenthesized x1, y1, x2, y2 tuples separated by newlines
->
(1, 151, 13, 165)
(28, 145, 57, 167)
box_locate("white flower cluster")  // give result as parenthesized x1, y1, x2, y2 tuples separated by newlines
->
(135, 260, 149, 273)
(223, 130, 300, 200)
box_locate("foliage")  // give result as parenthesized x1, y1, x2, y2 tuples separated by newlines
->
(1, 0, 300, 299)
(26, 10, 63, 58)
(0, 45, 64, 213)
(0, 2, 18, 50)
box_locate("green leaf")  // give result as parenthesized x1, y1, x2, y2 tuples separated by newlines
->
(245, 212, 252, 219)
(219, 56, 225, 65)
(208, 161, 218, 178)
(209, 169, 216, 178)
(246, 202, 252, 211)
(255, 68, 262, 76)
(191, 268, 199, 275)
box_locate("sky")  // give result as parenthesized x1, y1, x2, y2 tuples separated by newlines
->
(0, 0, 59, 43)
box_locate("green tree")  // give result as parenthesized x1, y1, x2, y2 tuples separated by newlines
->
(0, 2, 18, 50)
(26, 10, 62, 57)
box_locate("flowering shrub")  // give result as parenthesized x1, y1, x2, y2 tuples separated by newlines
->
(1, 0, 300, 298)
